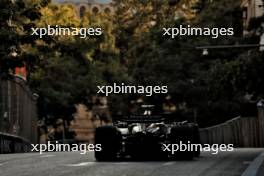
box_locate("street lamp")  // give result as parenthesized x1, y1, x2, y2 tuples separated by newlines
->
(202, 48, 209, 56)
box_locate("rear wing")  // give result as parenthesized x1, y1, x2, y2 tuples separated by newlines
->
(114, 115, 165, 123)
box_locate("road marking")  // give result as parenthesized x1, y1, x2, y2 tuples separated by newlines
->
(65, 162, 95, 167)
(112, 162, 129, 165)
(243, 161, 252, 165)
(0, 161, 8, 166)
(40, 154, 55, 158)
(163, 162, 175, 166)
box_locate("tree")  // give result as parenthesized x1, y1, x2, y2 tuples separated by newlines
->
(114, 0, 250, 126)
(200, 0, 264, 125)
(0, 0, 49, 78)
(208, 0, 264, 102)
(28, 3, 131, 135)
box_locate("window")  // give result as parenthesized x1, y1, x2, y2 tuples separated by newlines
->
(104, 7, 111, 14)
(92, 6, 99, 14)
(80, 6, 86, 18)
(242, 7, 248, 19)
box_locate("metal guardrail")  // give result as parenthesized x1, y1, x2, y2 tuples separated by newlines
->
(0, 132, 31, 154)
(199, 114, 262, 147)
(0, 75, 38, 153)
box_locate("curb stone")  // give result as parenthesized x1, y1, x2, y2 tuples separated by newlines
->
(242, 152, 264, 176)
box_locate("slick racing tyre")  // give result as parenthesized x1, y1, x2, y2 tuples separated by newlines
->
(193, 124, 201, 157)
(169, 125, 194, 160)
(94, 126, 121, 161)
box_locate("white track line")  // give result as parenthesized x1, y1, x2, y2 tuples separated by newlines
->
(65, 162, 96, 167)
(0, 161, 8, 166)
(163, 162, 175, 166)
(40, 154, 55, 158)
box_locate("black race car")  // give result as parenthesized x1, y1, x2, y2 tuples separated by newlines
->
(94, 105, 201, 161)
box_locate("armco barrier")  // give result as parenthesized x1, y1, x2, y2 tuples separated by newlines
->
(200, 105, 264, 147)
(0, 75, 37, 153)
(0, 132, 31, 154)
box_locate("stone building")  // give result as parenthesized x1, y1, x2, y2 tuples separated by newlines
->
(69, 97, 111, 143)
(241, 0, 264, 51)
(53, 0, 114, 17)
(241, 0, 264, 32)
(69, 104, 96, 143)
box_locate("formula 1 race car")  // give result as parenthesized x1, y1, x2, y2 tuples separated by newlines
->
(94, 105, 201, 161)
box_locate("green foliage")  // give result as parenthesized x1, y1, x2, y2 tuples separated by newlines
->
(2, 0, 263, 128)
(28, 3, 129, 123)
(0, 0, 49, 77)
(118, 0, 262, 126)
(209, 51, 264, 100)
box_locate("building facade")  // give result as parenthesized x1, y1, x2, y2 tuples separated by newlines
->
(241, 0, 264, 32)
(53, 0, 114, 17)
(241, 0, 264, 51)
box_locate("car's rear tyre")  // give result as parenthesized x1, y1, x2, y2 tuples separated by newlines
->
(193, 124, 201, 157)
(94, 126, 121, 161)
(169, 125, 194, 160)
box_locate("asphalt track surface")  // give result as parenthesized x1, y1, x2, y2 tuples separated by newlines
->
(0, 148, 263, 176)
